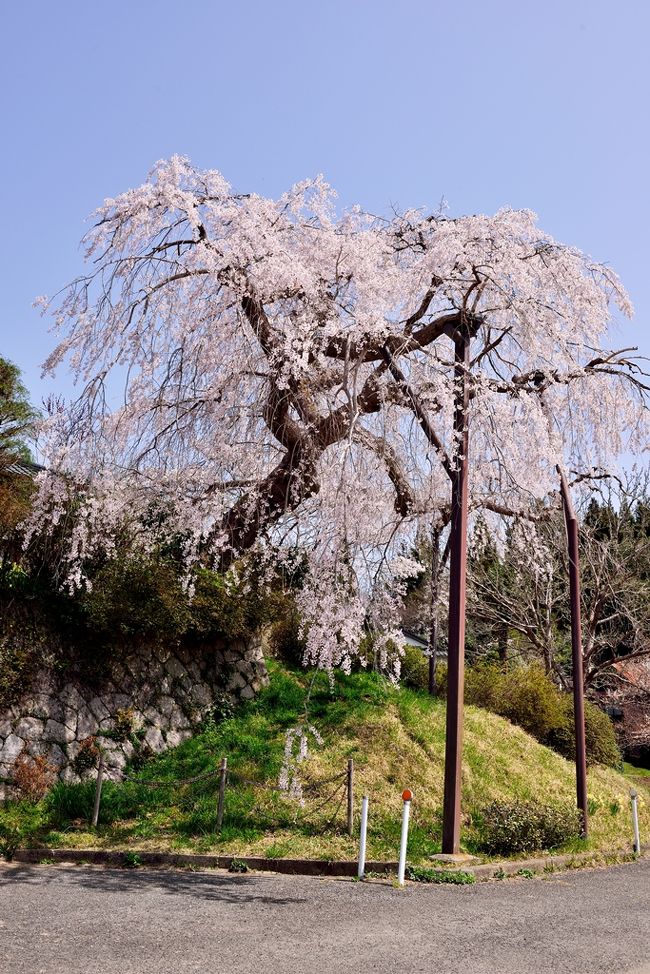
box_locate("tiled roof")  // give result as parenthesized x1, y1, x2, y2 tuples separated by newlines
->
(2, 458, 45, 477)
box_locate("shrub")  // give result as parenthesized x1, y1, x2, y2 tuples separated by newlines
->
(112, 708, 137, 742)
(188, 568, 288, 642)
(400, 645, 447, 694)
(129, 741, 155, 771)
(0, 550, 290, 702)
(0, 801, 44, 860)
(43, 780, 98, 825)
(399, 653, 619, 769)
(71, 737, 100, 776)
(44, 778, 160, 826)
(0, 575, 65, 710)
(462, 662, 620, 768)
(11, 751, 57, 802)
(465, 663, 565, 743)
(0, 820, 23, 861)
(549, 695, 621, 768)
(475, 799, 581, 856)
(80, 558, 192, 641)
(269, 609, 306, 667)
(400, 645, 429, 689)
(228, 857, 249, 873)
(209, 689, 236, 725)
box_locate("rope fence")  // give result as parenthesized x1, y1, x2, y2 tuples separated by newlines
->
(120, 769, 222, 787)
(91, 754, 358, 835)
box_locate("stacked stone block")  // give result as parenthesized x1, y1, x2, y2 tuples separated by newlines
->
(0, 636, 268, 798)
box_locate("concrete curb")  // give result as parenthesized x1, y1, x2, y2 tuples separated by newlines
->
(467, 847, 647, 881)
(12, 848, 396, 876)
(11, 844, 648, 880)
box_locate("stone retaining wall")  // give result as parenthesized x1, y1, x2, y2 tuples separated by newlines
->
(0, 636, 268, 798)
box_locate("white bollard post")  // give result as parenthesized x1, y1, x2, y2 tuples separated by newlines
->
(631, 789, 641, 854)
(358, 795, 369, 879)
(397, 789, 413, 886)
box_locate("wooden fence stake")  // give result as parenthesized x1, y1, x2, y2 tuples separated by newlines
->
(91, 753, 104, 828)
(217, 757, 228, 831)
(347, 758, 354, 837)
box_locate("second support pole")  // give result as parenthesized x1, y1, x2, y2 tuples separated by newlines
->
(559, 468, 589, 838)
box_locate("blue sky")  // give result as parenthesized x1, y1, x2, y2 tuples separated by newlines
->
(1, 0, 648, 406)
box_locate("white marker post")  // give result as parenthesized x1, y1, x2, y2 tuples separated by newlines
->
(358, 795, 369, 879)
(631, 789, 641, 854)
(397, 789, 413, 886)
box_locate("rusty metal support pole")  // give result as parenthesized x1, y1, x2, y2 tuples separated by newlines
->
(559, 469, 589, 838)
(441, 330, 470, 855)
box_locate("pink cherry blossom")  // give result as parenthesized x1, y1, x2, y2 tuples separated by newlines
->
(27, 157, 648, 674)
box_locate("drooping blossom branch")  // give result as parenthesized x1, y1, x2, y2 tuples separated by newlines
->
(27, 157, 648, 672)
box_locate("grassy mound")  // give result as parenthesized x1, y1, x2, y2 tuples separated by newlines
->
(2, 662, 647, 863)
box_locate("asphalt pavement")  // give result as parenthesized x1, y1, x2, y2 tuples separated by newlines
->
(1, 858, 649, 974)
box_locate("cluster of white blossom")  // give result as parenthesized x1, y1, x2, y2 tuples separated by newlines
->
(27, 157, 647, 673)
(278, 724, 324, 802)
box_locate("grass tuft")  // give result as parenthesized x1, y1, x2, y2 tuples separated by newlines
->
(405, 864, 475, 884)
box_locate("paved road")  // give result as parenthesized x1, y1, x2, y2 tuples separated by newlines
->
(1, 859, 649, 974)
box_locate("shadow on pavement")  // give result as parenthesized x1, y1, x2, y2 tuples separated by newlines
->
(0, 863, 307, 907)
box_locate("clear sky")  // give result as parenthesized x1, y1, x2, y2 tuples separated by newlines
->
(1, 0, 649, 406)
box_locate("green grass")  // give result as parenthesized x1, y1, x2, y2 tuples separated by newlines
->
(1, 661, 648, 863)
(623, 761, 650, 779)
(405, 864, 475, 884)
